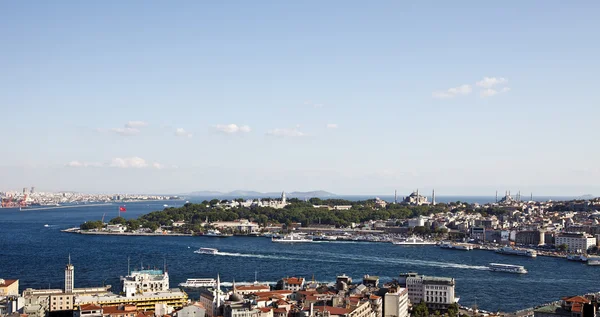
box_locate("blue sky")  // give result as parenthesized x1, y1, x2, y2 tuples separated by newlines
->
(1, 1, 599, 195)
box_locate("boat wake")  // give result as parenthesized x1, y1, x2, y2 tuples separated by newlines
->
(214, 251, 488, 270)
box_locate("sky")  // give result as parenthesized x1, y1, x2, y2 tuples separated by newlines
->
(1, 1, 599, 195)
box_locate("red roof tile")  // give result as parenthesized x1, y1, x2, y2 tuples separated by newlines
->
(80, 304, 102, 311)
(283, 277, 304, 285)
(0, 280, 18, 287)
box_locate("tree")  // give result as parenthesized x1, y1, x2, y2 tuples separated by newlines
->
(447, 303, 459, 317)
(558, 243, 568, 251)
(209, 199, 220, 206)
(412, 301, 429, 317)
(80, 220, 103, 230)
(109, 216, 127, 225)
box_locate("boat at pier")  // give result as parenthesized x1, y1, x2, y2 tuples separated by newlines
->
(393, 236, 436, 246)
(203, 230, 233, 237)
(567, 254, 588, 262)
(272, 234, 313, 243)
(495, 246, 537, 257)
(194, 248, 218, 255)
(440, 242, 473, 250)
(488, 263, 528, 274)
(587, 257, 600, 266)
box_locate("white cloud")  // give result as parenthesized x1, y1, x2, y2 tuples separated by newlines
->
(110, 157, 149, 168)
(326, 123, 338, 129)
(476, 77, 508, 88)
(432, 84, 472, 99)
(480, 89, 498, 98)
(125, 121, 148, 128)
(481, 86, 511, 98)
(175, 128, 193, 138)
(215, 124, 252, 134)
(110, 127, 140, 136)
(267, 128, 306, 137)
(66, 161, 101, 168)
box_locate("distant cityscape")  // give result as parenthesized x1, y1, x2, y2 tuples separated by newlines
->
(0, 187, 180, 208)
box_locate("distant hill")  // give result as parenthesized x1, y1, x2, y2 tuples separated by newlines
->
(186, 190, 336, 198)
(578, 194, 596, 200)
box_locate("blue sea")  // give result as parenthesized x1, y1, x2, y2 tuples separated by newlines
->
(0, 200, 595, 313)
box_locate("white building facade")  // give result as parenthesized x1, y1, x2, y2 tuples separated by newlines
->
(556, 233, 597, 252)
(383, 287, 408, 317)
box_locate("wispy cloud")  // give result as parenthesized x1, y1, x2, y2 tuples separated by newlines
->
(125, 121, 148, 128)
(65, 161, 102, 168)
(432, 84, 472, 99)
(175, 128, 193, 138)
(67, 157, 165, 169)
(304, 101, 324, 108)
(476, 77, 508, 89)
(326, 123, 338, 129)
(214, 124, 251, 134)
(102, 121, 148, 136)
(479, 82, 511, 98)
(267, 128, 306, 137)
(110, 127, 140, 136)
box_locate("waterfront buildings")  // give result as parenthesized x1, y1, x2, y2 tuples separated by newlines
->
(398, 273, 457, 311)
(555, 233, 597, 253)
(281, 278, 305, 292)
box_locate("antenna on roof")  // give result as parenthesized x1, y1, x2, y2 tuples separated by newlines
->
(164, 257, 167, 273)
(254, 271, 257, 284)
(128, 256, 130, 275)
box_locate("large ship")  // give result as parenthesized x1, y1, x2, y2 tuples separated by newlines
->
(272, 234, 313, 243)
(488, 263, 528, 274)
(495, 246, 537, 257)
(178, 278, 217, 288)
(393, 236, 436, 246)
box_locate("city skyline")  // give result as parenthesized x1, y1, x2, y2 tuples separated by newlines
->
(1, 1, 599, 195)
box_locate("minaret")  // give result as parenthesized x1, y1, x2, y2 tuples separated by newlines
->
(432, 189, 436, 206)
(215, 273, 221, 315)
(416, 189, 420, 205)
(495, 191, 498, 203)
(394, 190, 397, 204)
(65, 254, 74, 293)
(281, 191, 287, 204)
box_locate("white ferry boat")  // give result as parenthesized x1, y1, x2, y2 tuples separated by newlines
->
(272, 234, 313, 243)
(393, 236, 436, 246)
(566, 254, 588, 262)
(488, 263, 528, 274)
(194, 248, 218, 255)
(495, 246, 537, 258)
(178, 278, 217, 288)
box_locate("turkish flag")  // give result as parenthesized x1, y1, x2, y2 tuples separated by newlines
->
(119, 206, 127, 212)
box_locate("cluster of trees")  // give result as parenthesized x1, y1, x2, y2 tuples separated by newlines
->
(79, 197, 535, 234)
(412, 302, 460, 317)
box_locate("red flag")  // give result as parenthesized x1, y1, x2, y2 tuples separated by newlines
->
(119, 206, 127, 212)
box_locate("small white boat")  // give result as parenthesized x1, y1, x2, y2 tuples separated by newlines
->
(489, 263, 528, 274)
(44, 224, 49, 227)
(272, 234, 313, 243)
(194, 248, 218, 255)
(440, 242, 472, 250)
(163, 204, 169, 207)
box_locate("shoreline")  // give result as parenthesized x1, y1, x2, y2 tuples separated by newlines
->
(62, 227, 192, 236)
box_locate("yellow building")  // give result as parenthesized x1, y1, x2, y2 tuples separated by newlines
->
(0, 279, 19, 296)
(76, 289, 188, 311)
